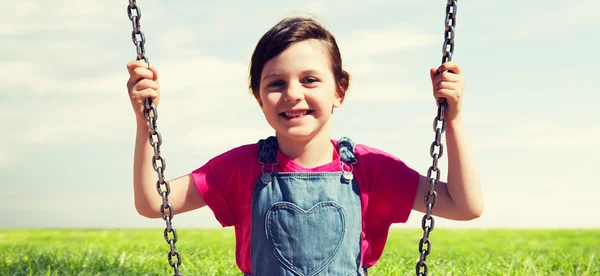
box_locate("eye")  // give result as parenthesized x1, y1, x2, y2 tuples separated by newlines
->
(269, 80, 285, 87)
(302, 77, 318, 85)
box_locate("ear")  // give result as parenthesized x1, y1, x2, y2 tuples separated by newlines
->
(333, 87, 345, 108)
(253, 92, 263, 107)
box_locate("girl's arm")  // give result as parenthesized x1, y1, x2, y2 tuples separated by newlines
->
(412, 114, 483, 221)
(411, 62, 483, 221)
(127, 60, 206, 218)
(133, 121, 206, 218)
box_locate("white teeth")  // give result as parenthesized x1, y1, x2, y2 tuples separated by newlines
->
(284, 111, 308, 118)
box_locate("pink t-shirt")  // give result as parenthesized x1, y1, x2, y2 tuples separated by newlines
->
(191, 139, 420, 274)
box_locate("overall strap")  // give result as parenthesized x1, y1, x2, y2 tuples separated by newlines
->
(258, 136, 278, 164)
(258, 136, 357, 164)
(338, 136, 357, 164)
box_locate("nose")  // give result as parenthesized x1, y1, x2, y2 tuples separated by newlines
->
(283, 82, 304, 102)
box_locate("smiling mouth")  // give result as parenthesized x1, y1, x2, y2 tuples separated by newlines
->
(280, 110, 313, 119)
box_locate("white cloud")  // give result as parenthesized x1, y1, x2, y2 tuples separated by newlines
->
(0, 3, 258, 165)
(1, 54, 248, 99)
(0, 1, 121, 35)
(1, 6, 254, 152)
(338, 110, 600, 153)
(0, 191, 128, 211)
(0, 147, 14, 167)
(154, 57, 249, 97)
(0, 191, 224, 228)
(339, 26, 438, 58)
(460, 111, 531, 126)
(565, 1, 599, 25)
(455, 111, 600, 151)
(470, 1, 600, 41)
(0, 98, 134, 167)
(328, 26, 440, 104)
(347, 81, 430, 103)
(0, 62, 125, 95)
(0, 53, 258, 166)
(179, 126, 271, 152)
(474, 123, 600, 150)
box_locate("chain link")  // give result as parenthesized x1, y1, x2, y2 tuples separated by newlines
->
(416, 1, 457, 275)
(127, 1, 182, 275)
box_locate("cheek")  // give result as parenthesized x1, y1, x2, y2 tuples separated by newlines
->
(321, 84, 342, 109)
(262, 93, 279, 110)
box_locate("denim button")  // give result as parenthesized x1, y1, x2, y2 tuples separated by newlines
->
(260, 173, 272, 184)
(342, 171, 353, 183)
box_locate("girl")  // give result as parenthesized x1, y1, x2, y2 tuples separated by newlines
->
(126, 16, 483, 276)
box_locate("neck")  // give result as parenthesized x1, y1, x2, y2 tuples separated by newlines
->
(276, 128, 334, 169)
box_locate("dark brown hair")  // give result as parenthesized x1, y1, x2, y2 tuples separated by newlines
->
(248, 16, 350, 99)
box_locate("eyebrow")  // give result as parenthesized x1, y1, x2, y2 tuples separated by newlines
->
(261, 70, 323, 82)
(261, 72, 282, 82)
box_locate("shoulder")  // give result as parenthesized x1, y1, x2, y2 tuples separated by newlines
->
(353, 142, 409, 167)
(205, 143, 259, 167)
(349, 141, 419, 185)
(191, 142, 260, 179)
(348, 140, 420, 223)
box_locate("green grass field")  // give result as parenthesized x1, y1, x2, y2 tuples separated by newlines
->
(0, 228, 597, 275)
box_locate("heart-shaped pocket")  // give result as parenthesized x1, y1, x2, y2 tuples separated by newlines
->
(265, 201, 345, 276)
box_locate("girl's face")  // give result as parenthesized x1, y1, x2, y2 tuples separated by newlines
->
(257, 39, 343, 142)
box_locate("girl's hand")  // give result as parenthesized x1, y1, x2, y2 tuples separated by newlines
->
(126, 61, 160, 123)
(430, 62, 465, 121)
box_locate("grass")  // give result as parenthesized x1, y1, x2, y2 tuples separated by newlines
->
(0, 228, 598, 275)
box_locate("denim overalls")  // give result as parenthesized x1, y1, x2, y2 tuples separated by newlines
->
(246, 136, 367, 276)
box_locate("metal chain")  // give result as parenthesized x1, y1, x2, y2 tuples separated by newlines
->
(415, 1, 457, 275)
(127, 1, 182, 275)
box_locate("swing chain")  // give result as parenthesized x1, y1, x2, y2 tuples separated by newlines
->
(416, 1, 457, 276)
(127, 1, 182, 275)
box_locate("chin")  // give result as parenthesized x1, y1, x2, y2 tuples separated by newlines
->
(277, 127, 318, 141)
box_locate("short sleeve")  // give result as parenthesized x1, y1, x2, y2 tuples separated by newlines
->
(191, 162, 235, 227)
(190, 144, 259, 228)
(389, 160, 420, 223)
(353, 144, 421, 224)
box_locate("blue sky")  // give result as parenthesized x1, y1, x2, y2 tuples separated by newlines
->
(1, 0, 598, 229)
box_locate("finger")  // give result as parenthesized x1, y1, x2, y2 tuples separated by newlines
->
(437, 62, 461, 75)
(148, 66, 159, 82)
(132, 79, 159, 92)
(127, 67, 154, 90)
(132, 66, 154, 80)
(434, 81, 460, 91)
(433, 89, 457, 99)
(430, 67, 438, 81)
(132, 88, 159, 101)
(432, 71, 461, 86)
(126, 60, 150, 75)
